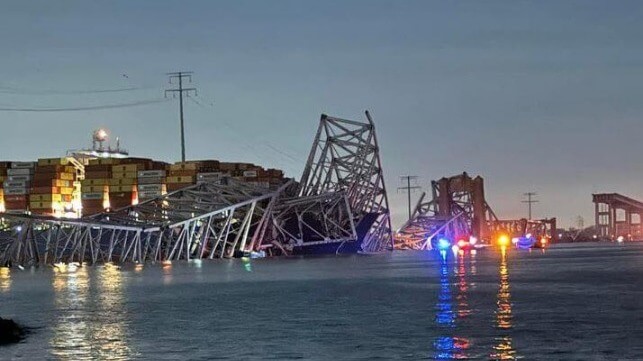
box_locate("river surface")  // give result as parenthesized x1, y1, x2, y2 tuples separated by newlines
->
(1, 242, 642, 360)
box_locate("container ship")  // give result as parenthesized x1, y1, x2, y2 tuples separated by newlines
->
(0, 129, 286, 218)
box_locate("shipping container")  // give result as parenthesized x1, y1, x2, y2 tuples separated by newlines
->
(166, 176, 195, 183)
(81, 192, 103, 200)
(112, 164, 142, 173)
(37, 157, 70, 166)
(138, 170, 165, 178)
(137, 184, 163, 192)
(112, 172, 138, 179)
(30, 194, 63, 202)
(138, 190, 163, 199)
(32, 186, 60, 194)
(110, 185, 136, 193)
(108, 178, 136, 186)
(88, 158, 117, 165)
(138, 176, 165, 185)
(7, 168, 33, 176)
(81, 185, 106, 193)
(11, 162, 36, 169)
(3, 180, 30, 188)
(219, 163, 236, 171)
(4, 188, 28, 195)
(81, 178, 108, 186)
(85, 171, 111, 179)
(169, 162, 198, 171)
(168, 169, 196, 177)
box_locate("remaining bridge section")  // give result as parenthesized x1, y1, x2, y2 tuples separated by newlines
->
(396, 172, 556, 250)
(593, 193, 643, 240)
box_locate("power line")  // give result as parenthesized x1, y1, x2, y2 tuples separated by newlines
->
(522, 192, 539, 220)
(187, 95, 304, 165)
(0, 84, 158, 95)
(0, 98, 169, 112)
(165, 72, 196, 163)
(399, 175, 421, 221)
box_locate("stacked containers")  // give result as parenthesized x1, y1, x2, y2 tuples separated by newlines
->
(30, 158, 75, 216)
(195, 160, 223, 185)
(0, 162, 9, 212)
(109, 161, 141, 209)
(81, 158, 113, 215)
(166, 162, 197, 191)
(81, 158, 169, 214)
(3, 162, 35, 212)
(166, 160, 286, 191)
(137, 167, 167, 201)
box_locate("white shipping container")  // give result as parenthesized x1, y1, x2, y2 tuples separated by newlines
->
(8, 175, 31, 182)
(138, 170, 165, 178)
(7, 168, 33, 176)
(243, 170, 258, 178)
(81, 193, 103, 200)
(138, 190, 163, 199)
(3, 180, 29, 188)
(197, 172, 222, 180)
(4, 187, 27, 195)
(248, 181, 270, 188)
(137, 184, 163, 192)
(11, 162, 35, 169)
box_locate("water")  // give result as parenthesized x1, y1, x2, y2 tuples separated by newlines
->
(1, 242, 642, 360)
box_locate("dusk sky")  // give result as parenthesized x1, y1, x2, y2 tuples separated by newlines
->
(1, 1, 642, 228)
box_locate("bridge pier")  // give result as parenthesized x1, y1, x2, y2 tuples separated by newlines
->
(593, 193, 643, 240)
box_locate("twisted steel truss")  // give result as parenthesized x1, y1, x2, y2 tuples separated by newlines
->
(0, 179, 287, 266)
(396, 173, 497, 250)
(0, 111, 393, 266)
(396, 173, 557, 249)
(294, 111, 392, 252)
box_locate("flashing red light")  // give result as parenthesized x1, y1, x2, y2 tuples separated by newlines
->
(457, 239, 468, 248)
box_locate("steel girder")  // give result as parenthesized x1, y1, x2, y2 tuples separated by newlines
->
(297, 111, 393, 252)
(0, 179, 289, 267)
(259, 192, 357, 254)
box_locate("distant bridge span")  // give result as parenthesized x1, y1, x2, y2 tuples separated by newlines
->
(593, 193, 643, 240)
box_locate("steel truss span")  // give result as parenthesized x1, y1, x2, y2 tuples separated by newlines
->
(293, 112, 392, 252)
(0, 111, 393, 266)
(0, 179, 287, 267)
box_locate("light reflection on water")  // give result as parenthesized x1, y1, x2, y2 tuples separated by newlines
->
(0, 266, 10, 292)
(433, 250, 471, 360)
(491, 246, 518, 360)
(50, 264, 133, 360)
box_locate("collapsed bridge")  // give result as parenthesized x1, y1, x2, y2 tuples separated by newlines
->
(395, 172, 556, 250)
(0, 111, 392, 267)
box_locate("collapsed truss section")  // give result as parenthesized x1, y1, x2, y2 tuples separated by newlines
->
(396, 173, 497, 250)
(295, 111, 392, 252)
(0, 179, 288, 266)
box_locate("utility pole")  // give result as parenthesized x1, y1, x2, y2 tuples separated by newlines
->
(398, 175, 421, 221)
(165, 71, 197, 162)
(522, 192, 539, 220)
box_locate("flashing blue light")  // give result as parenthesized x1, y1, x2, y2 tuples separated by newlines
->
(437, 238, 451, 250)
(516, 236, 535, 250)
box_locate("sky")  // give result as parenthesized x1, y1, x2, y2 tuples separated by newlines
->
(0, 0, 642, 228)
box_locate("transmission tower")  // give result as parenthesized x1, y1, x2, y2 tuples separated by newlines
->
(398, 175, 421, 221)
(165, 71, 197, 162)
(522, 192, 539, 220)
